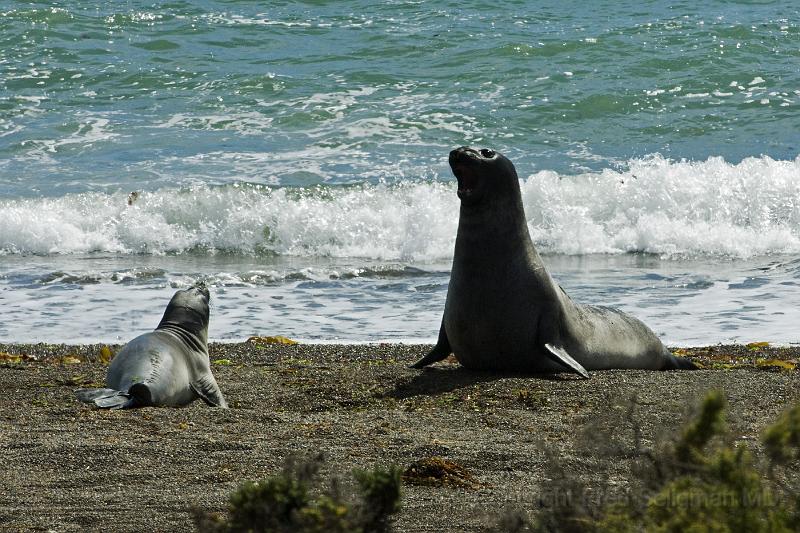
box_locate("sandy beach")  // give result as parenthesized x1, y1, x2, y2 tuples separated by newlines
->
(0, 342, 798, 532)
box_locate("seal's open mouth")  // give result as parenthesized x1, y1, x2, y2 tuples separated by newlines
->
(449, 147, 482, 201)
(453, 164, 478, 199)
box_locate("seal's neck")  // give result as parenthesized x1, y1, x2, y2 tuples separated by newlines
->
(158, 323, 208, 353)
(156, 306, 209, 353)
(455, 191, 542, 266)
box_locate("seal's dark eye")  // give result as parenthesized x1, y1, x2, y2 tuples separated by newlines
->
(480, 149, 495, 158)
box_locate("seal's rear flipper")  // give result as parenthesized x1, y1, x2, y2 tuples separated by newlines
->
(94, 393, 135, 409)
(668, 353, 698, 370)
(75, 388, 118, 403)
(190, 374, 228, 408)
(544, 344, 590, 379)
(410, 322, 451, 369)
(74, 388, 135, 409)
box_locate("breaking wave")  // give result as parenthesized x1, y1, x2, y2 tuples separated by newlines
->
(2, 154, 799, 260)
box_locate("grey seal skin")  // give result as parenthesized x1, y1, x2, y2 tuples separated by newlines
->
(411, 147, 695, 377)
(75, 286, 228, 408)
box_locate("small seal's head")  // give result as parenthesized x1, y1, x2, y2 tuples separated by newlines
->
(157, 285, 211, 343)
(449, 146, 519, 207)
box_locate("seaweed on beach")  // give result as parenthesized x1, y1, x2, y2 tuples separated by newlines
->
(402, 456, 487, 490)
(675, 343, 799, 372)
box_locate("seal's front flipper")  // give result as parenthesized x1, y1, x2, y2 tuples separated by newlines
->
(94, 393, 136, 409)
(74, 388, 135, 409)
(410, 322, 452, 369)
(409, 346, 449, 369)
(544, 344, 590, 379)
(191, 374, 228, 408)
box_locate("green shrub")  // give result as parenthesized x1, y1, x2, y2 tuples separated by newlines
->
(228, 475, 310, 532)
(763, 403, 800, 526)
(634, 391, 795, 532)
(354, 466, 402, 533)
(491, 392, 800, 533)
(194, 455, 402, 533)
(646, 448, 787, 532)
(673, 390, 727, 466)
(764, 404, 800, 464)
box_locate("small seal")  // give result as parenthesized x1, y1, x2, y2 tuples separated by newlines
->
(411, 147, 695, 377)
(75, 286, 228, 408)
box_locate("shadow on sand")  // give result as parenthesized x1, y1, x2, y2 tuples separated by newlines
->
(388, 364, 577, 400)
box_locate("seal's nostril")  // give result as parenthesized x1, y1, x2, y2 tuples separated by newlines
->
(480, 149, 495, 158)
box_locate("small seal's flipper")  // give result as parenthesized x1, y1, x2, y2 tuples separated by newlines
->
(190, 374, 228, 408)
(74, 388, 119, 403)
(74, 388, 136, 409)
(94, 393, 135, 409)
(410, 322, 452, 369)
(544, 344, 590, 379)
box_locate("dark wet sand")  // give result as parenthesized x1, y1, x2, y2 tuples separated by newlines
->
(0, 342, 798, 532)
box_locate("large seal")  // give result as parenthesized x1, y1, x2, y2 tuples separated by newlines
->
(75, 286, 228, 408)
(411, 147, 695, 377)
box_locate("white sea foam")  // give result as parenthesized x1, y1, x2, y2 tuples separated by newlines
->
(0, 181, 458, 260)
(523, 155, 800, 257)
(1, 155, 799, 259)
(154, 110, 274, 136)
(17, 114, 121, 160)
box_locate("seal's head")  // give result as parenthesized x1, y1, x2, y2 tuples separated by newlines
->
(449, 146, 519, 207)
(157, 285, 211, 343)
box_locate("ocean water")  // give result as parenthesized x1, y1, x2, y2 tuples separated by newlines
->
(1, 1, 799, 345)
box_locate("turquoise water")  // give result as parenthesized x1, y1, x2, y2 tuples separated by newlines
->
(1, 2, 799, 344)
